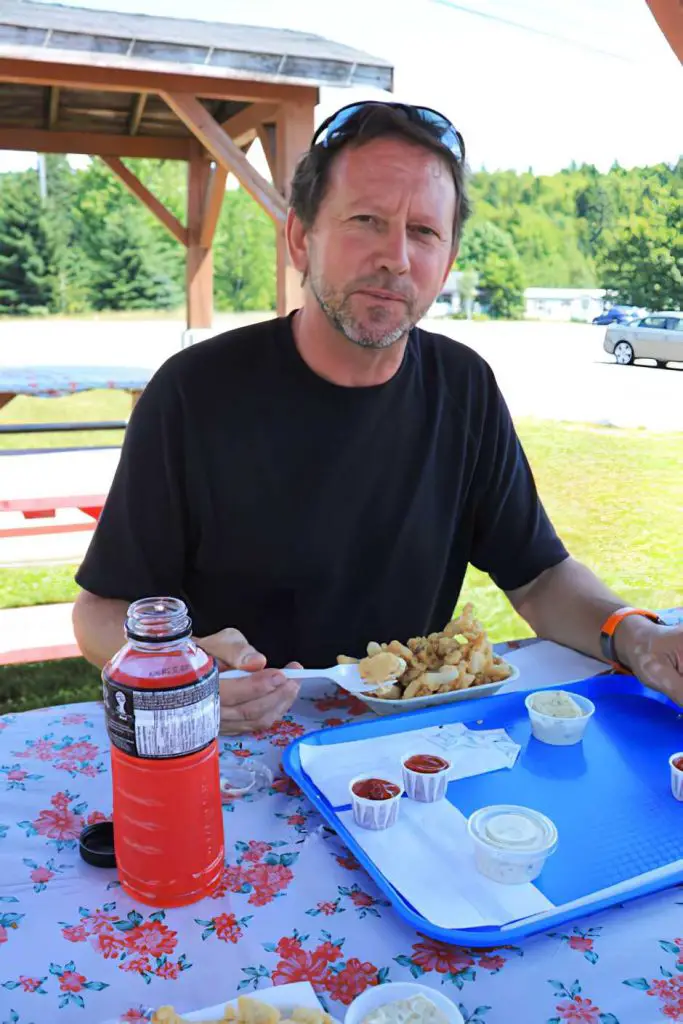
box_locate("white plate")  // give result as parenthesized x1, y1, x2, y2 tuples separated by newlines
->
(357, 664, 519, 716)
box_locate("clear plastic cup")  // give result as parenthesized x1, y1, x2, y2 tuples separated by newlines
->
(401, 752, 451, 802)
(669, 752, 683, 801)
(349, 774, 403, 830)
(467, 804, 558, 884)
(525, 690, 595, 745)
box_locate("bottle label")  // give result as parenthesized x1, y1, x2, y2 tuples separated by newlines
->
(103, 668, 220, 758)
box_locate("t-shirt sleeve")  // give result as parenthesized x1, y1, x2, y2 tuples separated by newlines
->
(468, 364, 569, 591)
(75, 359, 192, 601)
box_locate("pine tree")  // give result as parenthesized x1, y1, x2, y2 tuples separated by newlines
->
(88, 210, 180, 311)
(0, 170, 55, 315)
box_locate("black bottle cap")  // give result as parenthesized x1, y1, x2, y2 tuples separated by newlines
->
(79, 821, 117, 869)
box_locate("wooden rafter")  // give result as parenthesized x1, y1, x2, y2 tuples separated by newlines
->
(100, 155, 188, 246)
(0, 54, 319, 104)
(220, 102, 279, 148)
(256, 122, 276, 178)
(161, 91, 287, 224)
(128, 92, 147, 136)
(45, 85, 60, 129)
(0, 127, 191, 159)
(199, 164, 228, 248)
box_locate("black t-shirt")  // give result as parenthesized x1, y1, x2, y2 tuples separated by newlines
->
(76, 314, 568, 666)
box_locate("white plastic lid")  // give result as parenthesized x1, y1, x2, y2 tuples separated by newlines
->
(468, 804, 558, 854)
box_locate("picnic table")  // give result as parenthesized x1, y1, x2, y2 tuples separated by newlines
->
(0, 448, 121, 539)
(1, 621, 682, 1024)
(0, 366, 151, 411)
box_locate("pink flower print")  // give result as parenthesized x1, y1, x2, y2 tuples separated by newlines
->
(19, 976, 44, 992)
(59, 740, 99, 761)
(30, 866, 54, 885)
(556, 996, 601, 1022)
(19, 738, 56, 761)
(120, 955, 151, 974)
(155, 960, 181, 979)
(568, 936, 594, 953)
(59, 969, 87, 993)
(34, 806, 83, 841)
(91, 931, 125, 959)
(317, 901, 339, 916)
(87, 909, 118, 934)
(242, 841, 271, 863)
(63, 924, 88, 943)
(124, 921, 177, 958)
(6, 769, 28, 782)
(61, 714, 88, 725)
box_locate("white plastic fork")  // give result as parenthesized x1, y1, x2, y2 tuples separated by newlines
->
(219, 663, 392, 696)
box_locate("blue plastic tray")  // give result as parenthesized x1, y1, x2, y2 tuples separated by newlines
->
(283, 675, 683, 945)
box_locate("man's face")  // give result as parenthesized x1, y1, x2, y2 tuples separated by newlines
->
(303, 136, 457, 349)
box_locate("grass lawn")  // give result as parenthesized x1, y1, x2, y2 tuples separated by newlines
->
(0, 389, 127, 450)
(1, 406, 681, 713)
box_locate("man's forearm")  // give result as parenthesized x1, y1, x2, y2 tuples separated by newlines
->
(72, 590, 130, 669)
(507, 556, 661, 667)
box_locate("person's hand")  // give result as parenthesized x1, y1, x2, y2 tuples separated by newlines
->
(195, 627, 301, 734)
(616, 619, 683, 705)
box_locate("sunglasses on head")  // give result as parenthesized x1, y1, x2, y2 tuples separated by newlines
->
(312, 101, 465, 163)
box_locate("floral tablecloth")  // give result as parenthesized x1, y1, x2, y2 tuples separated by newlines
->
(1, 625, 683, 1024)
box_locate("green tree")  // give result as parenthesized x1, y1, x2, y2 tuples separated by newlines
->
(213, 188, 276, 311)
(457, 221, 526, 319)
(598, 193, 683, 310)
(0, 170, 55, 315)
(43, 155, 91, 313)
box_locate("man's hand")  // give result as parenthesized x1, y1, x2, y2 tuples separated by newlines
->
(196, 627, 300, 734)
(615, 617, 683, 706)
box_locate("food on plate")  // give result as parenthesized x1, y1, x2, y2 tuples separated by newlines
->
(359, 651, 406, 685)
(337, 603, 512, 699)
(152, 997, 334, 1024)
(360, 994, 450, 1024)
(352, 777, 402, 800)
(530, 690, 584, 718)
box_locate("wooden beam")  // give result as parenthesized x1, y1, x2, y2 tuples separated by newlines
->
(0, 53, 319, 105)
(100, 156, 188, 246)
(0, 126, 191, 159)
(645, 0, 683, 60)
(221, 102, 280, 147)
(162, 91, 287, 224)
(199, 164, 227, 248)
(256, 122, 276, 179)
(128, 92, 147, 136)
(46, 86, 60, 129)
(274, 100, 315, 315)
(186, 143, 213, 330)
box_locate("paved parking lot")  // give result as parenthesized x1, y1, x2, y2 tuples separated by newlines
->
(2, 314, 681, 433)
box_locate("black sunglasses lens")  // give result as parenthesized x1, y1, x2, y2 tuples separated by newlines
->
(317, 103, 463, 161)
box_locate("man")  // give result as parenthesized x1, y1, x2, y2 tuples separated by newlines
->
(73, 101, 683, 732)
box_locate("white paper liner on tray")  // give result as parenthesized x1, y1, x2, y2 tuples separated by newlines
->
(299, 724, 552, 929)
(98, 981, 329, 1024)
(299, 722, 520, 808)
(337, 798, 554, 929)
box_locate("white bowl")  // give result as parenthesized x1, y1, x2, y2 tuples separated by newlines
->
(525, 690, 595, 745)
(669, 751, 683, 801)
(358, 664, 519, 716)
(344, 982, 464, 1024)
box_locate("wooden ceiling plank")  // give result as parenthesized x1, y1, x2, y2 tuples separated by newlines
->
(100, 155, 188, 245)
(162, 91, 286, 224)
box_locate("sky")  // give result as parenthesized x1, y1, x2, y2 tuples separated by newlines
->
(1, 0, 681, 177)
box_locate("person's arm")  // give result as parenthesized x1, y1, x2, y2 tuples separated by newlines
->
(72, 591, 129, 669)
(507, 557, 683, 705)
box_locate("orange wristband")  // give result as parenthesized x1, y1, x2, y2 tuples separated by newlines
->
(599, 607, 664, 672)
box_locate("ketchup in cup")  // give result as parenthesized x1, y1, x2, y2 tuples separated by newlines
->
(352, 777, 402, 801)
(102, 597, 224, 907)
(403, 754, 450, 774)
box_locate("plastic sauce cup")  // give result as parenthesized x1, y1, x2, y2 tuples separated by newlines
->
(525, 691, 595, 746)
(349, 774, 403, 830)
(401, 752, 452, 802)
(467, 804, 558, 884)
(669, 752, 683, 801)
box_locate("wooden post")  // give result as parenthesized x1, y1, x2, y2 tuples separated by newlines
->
(186, 142, 213, 332)
(274, 101, 316, 316)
